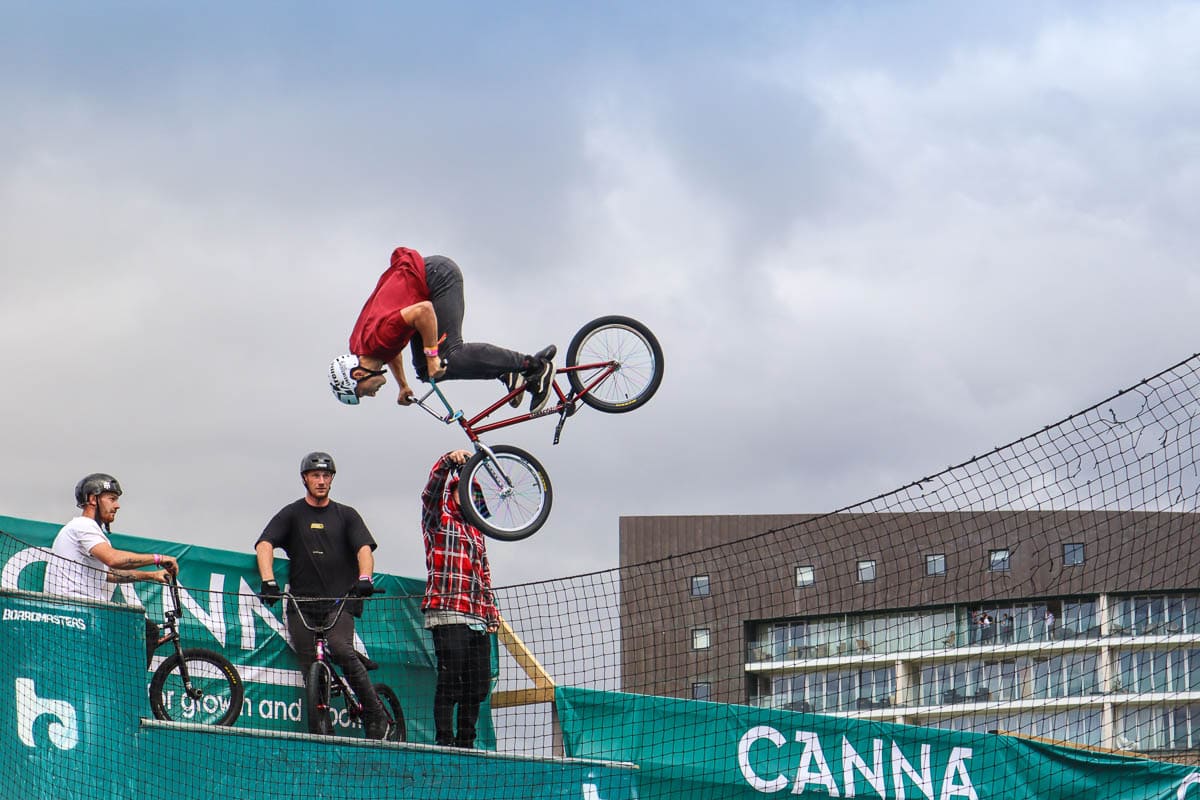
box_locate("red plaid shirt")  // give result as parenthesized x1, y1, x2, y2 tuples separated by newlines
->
(420, 454, 499, 625)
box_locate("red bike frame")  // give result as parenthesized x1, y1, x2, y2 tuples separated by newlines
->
(414, 358, 620, 444)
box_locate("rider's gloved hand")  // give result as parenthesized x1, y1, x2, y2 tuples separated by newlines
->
(352, 576, 375, 597)
(258, 579, 282, 606)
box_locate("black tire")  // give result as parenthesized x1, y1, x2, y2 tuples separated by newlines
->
(374, 683, 407, 742)
(566, 315, 664, 413)
(458, 444, 553, 542)
(149, 648, 244, 726)
(305, 662, 334, 735)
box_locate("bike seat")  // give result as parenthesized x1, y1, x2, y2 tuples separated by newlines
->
(357, 651, 380, 672)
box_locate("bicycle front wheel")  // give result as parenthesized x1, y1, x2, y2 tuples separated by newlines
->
(458, 444, 553, 542)
(305, 662, 335, 735)
(375, 683, 407, 742)
(149, 648, 244, 726)
(566, 315, 664, 413)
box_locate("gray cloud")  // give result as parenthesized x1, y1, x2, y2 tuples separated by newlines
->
(2, 3, 1199, 585)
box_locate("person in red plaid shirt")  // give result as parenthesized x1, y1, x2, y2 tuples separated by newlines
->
(420, 448, 500, 748)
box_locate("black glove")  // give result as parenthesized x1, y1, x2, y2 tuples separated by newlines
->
(258, 579, 282, 606)
(352, 577, 375, 598)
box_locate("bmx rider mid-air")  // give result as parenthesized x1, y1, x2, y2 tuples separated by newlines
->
(328, 246, 556, 412)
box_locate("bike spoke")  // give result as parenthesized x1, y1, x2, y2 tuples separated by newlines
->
(574, 325, 658, 405)
(472, 455, 546, 533)
(158, 658, 239, 725)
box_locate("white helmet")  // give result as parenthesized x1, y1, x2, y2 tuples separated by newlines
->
(329, 354, 362, 405)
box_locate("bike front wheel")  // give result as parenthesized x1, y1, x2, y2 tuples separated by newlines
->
(458, 444, 553, 542)
(566, 315, 664, 413)
(149, 648, 244, 726)
(375, 683, 407, 742)
(305, 662, 335, 735)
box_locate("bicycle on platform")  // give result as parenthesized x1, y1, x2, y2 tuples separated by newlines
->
(286, 590, 406, 742)
(414, 314, 664, 542)
(148, 575, 244, 726)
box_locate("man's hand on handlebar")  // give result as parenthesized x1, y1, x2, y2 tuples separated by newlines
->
(351, 576, 376, 598)
(258, 579, 283, 606)
(397, 384, 415, 406)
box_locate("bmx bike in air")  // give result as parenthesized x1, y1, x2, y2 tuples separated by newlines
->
(414, 315, 664, 542)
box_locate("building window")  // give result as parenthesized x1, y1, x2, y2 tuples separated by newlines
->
(1063, 543, 1084, 567)
(857, 560, 876, 583)
(795, 565, 815, 587)
(926, 554, 946, 576)
(692, 628, 711, 650)
(989, 549, 1011, 572)
(690, 575, 711, 597)
(692, 682, 711, 701)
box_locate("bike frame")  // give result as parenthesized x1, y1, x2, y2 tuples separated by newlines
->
(414, 358, 621, 446)
(155, 577, 199, 700)
(288, 597, 365, 718)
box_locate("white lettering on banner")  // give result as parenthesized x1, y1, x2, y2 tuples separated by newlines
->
(15, 678, 78, 751)
(843, 736, 885, 798)
(892, 742, 934, 800)
(1180, 774, 1200, 799)
(794, 730, 840, 796)
(737, 727, 977, 799)
(0, 548, 48, 590)
(180, 573, 227, 646)
(2, 608, 87, 631)
(938, 749, 978, 800)
(237, 577, 287, 651)
(739, 726, 789, 792)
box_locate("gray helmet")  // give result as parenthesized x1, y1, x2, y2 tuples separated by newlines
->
(300, 452, 336, 475)
(75, 473, 123, 508)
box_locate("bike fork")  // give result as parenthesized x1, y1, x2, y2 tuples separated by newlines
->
(473, 442, 518, 497)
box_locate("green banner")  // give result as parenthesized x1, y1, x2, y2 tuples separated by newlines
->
(0, 513, 494, 747)
(556, 686, 1200, 799)
(2, 586, 635, 799)
(2, 591, 144, 799)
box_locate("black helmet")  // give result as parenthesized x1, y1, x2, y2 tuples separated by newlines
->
(300, 452, 336, 475)
(75, 473, 123, 508)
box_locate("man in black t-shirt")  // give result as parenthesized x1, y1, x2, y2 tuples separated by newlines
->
(255, 451, 387, 739)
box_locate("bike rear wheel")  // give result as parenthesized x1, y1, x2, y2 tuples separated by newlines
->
(149, 648, 244, 726)
(458, 444, 553, 542)
(566, 315, 664, 413)
(305, 662, 334, 735)
(374, 683, 407, 742)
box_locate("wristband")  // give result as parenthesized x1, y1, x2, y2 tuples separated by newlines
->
(358, 574, 371, 581)
(154, 554, 162, 566)
(423, 347, 439, 357)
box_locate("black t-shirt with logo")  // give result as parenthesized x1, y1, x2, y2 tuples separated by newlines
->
(257, 498, 377, 599)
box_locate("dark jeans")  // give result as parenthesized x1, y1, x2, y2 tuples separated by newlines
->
(431, 623, 492, 747)
(287, 601, 383, 721)
(145, 618, 160, 668)
(413, 256, 530, 381)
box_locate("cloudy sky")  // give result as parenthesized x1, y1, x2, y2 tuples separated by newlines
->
(2, 2, 1198, 585)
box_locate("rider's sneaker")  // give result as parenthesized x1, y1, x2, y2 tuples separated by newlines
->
(365, 715, 389, 741)
(525, 358, 554, 414)
(501, 372, 525, 408)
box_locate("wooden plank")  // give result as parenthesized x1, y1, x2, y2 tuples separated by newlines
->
(497, 615, 556, 690)
(490, 686, 556, 709)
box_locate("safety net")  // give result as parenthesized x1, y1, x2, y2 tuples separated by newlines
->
(4, 351, 1200, 799)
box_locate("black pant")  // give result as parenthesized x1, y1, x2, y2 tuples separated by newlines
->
(287, 601, 383, 720)
(412, 256, 530, 381)
(145, 618, 160, 668)
(431, 624, 491, 747)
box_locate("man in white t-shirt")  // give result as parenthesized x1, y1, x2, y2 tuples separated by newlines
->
(45, 473, 180, 665)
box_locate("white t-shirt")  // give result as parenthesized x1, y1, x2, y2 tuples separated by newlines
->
(45, 516, 114, 602)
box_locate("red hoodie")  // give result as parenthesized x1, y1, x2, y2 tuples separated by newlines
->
(348, 246, 429, 361)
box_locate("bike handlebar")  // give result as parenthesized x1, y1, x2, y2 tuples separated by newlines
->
(280, 587, 386, 634)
